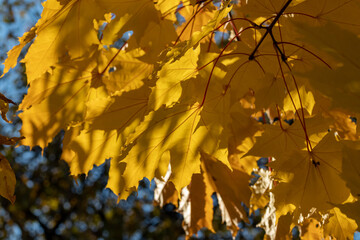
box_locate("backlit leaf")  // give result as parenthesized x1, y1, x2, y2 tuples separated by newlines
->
(0, 153, 16, 204)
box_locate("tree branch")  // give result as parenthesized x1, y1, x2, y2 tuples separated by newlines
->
(249, 0, 293, 60)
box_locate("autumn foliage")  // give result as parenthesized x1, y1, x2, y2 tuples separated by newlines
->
(2, 0, 360, 238)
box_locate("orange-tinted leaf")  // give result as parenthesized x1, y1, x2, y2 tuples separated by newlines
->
(324, 207, 357, 239)
(0, 93, 16, 123)
(201, 152, 251, 228)
(189, 173, 215, 235)
(0, 153, 16, 204)
(275, 213, 293, 240)
(0, 135, 24, 145)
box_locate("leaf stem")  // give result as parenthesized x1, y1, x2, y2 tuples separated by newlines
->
(200, 26, 255, 106)
(174, 0, 212, 45)
(275, 51, 312, 152)
(228, 11, 241, 41)
(100, 41, 127, 75)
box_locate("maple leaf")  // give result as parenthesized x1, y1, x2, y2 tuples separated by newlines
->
(200, 152, 251, 229)
(0, 92, 16, 123)
(156, 179, 179, 208)
(119, 103, 204, 195)
(100, 48, 154, 95)
(22, 0, 107, 82)
(188, 172, 215, 235)
(271, 132, 350, 216)
(19, 60, 96, 149)
(293, 22, 360, 112)
(176, 2, 217, 43)
(155, 0, 183, 22)
(274, 213, 294, 240)
(175, 4, 232, 54)
(290, 0, 360, 33)
(341, 141, 360, 197)
(62, 86, 150, 176)
(336, 201, 360, 234)
(0, 153, 16, 204)
(324, 207, 358, 239)
(283, 85, 315, 116)
(99, 0, 176, 59)
(228, 105, 262, 174)
(149, 46, 200, 110)
(245, 115, 330, 160)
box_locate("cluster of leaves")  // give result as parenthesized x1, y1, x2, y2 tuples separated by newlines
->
(0, 133, 186, 240)
(2, 0, 360, 238)
(2, 131, 262, 240)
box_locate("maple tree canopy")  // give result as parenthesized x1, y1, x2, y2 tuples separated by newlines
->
(2, 0, 360, 238)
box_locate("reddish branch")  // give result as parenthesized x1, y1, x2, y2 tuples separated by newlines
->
(228, 11, 241, 41)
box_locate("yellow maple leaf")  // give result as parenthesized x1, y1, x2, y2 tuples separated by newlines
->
(324, 207, 357, 239)
(19, 63, 93, 149)
(100, 48, 154, 95)
(275, 213, 293, 240)
(341, 141, 360, 197)
(201, 152, 251, 228)
(133, 20, 177, 62)
(293, 22, 360, 112)
(155, 0, 182, 22)
(255, 74, 287, 110)
(188, 172, 215, 235)
(283, 85, 315, 116)
(100, 0, 160, 47)
(290, 0, 360, 33)
(7, 0, 360, 237)
(62, 87, 149, 175)
(328, 110, 359, 140)
(106, 157, 129, 200)
(272, 132, 350, 216)
(176, 2, 217, 43)
(22, 0, 106, 82)
(245, 120, 305, 159)
(119, 103, 203, 196)
(336, 201, 360, 234)
(0, 92, 16, 123)
(181, 4, 232, 51)
(228, 105, 262, 174)
(149, 46, 200, 110)
(0, 153, 16, 204)
(246, 115, 331, 159)
(156, 180, 179, 208)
